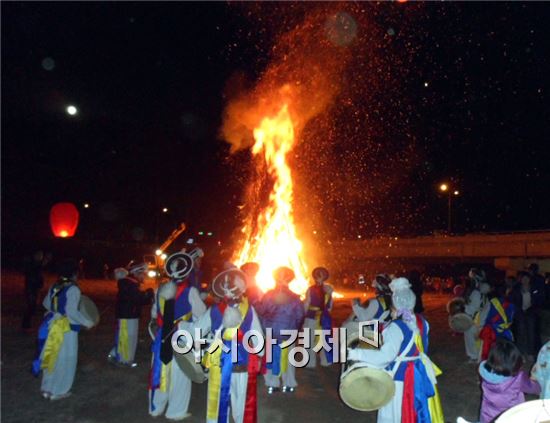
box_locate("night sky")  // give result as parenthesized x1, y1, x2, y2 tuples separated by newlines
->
(2, 2, 550, 257)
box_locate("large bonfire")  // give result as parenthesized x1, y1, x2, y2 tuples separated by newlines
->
(221, 8, 355, 295)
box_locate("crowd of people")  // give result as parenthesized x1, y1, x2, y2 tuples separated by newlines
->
(24, 246, 550, 422)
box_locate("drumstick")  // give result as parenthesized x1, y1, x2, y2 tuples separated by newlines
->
(161, 317, 189, 343)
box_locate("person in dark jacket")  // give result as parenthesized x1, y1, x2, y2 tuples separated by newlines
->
(510, 270, 544, 359)
(108, 262, 153, 366)
(407, 269, 424, 314)
(256, 266, 305, 394)
(22, 251, 49, 330)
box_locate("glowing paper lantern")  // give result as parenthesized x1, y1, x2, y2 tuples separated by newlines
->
(50, 202, 79, 238)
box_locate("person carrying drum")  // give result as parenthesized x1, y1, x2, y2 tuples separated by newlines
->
(347, 277, 444, 423)
(196, 267, 264, 423)
(32, 259, 95, 400)
(108, 263, 153, 367)
(351, 274, 392, 325)
(463, 268, 490, 362)
(477, 283, 515, 362)
(148, 252, 207, 420)
(256, 266, 305, 394)
(303, 266, 334, 368)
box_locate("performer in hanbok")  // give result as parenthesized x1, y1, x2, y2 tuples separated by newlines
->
(196, 268, 264, 423)
(108, 263, 153, 367)
(463, 268, 490, 362)
(348, 277, 444, 423)
(256, 266, 304, 394)
(303, 267, 334, 368)
(351, 274, 392, 325)
(148, 252, 207, 420)
(32, 259, 94, 400)
(478, 284, 515, 361)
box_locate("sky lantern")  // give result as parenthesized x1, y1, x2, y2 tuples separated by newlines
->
(50, 202, 79, 238)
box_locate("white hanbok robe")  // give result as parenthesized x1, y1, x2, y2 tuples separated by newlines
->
(40, 285, 93, 397)
(148, 283, 206, 419)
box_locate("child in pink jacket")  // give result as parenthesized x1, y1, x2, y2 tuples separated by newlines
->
(479, 339, 540, 422)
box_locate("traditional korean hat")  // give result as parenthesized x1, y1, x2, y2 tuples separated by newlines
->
(211, 268, 247, 300)
(164, 252, 194, 280)
(312, 267, 329, 282)
(127, 260, 148, 275)
(390, 277, 416, 311)
(273, 266, 295, 285)
(114, 267, 129, 280)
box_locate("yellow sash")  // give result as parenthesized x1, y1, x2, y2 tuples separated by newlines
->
(118, 319, 130, 362)
(41, 317, 71, 373)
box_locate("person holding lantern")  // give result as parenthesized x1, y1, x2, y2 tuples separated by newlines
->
(108, 262, 153, 367)
(256, 266, 305, 394)
(32, 259, 94, 400)
(303, 266, 334, 368)
(148, 252, 207, 420)
(196, 267, 264, 423)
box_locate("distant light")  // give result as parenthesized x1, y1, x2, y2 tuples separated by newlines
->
(198, 231, 204, 236)
(313, 230, 318, 235)
(454, 190, 460, 196)
(147, 270, 157, 278)
(66, 105, 78, 116)
(83, 203, 90, 209)
(439, 183, 448, 192)
(155, 249, 162, 256)
(357, 235, 362, 239)
(162, 208, 168, 213)
(424, 82, 429, 87)
(207, 232, 213, 236)
(160, 253, 167, 260)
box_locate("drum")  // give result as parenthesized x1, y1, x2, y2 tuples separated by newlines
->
(448, 312, 473, 333)
(496, 399, 550, 422)
(339, 329, 395, 411)
(446, 297, 466, 315)
(79, 295, 99, 328)
(174, 350, 207, 384)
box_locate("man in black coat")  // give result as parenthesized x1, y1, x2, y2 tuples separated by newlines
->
(108, 263, 153, 366)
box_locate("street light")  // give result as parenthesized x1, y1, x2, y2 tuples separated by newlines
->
(438, 182, 460, 233)
(162, 207, 168, 213)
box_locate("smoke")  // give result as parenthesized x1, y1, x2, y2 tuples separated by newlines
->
(220, 7, 354, 152)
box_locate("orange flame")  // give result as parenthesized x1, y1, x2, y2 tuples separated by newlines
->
(233, 104, 309, 295)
